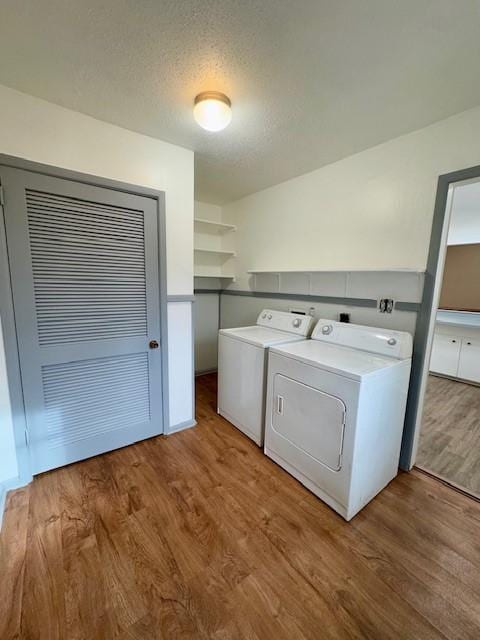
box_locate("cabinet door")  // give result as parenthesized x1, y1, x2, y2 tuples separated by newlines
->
(430, 333, 460, 377)
(458, 338, 480, 383)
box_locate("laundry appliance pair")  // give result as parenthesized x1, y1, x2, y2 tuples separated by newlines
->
(218, 309, 412, 520)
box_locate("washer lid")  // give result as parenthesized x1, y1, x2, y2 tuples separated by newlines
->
(269, 340, 407, 381)
(219, 326, 308, 348)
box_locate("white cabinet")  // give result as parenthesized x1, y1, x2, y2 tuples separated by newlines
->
(430, 332, 480, 383)
(430, 333, 461, 377)
(457, 338, 480, 383)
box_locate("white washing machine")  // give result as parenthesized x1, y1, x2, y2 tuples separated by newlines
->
(218, 309, 313, 446)
(264, 319, 413, 520)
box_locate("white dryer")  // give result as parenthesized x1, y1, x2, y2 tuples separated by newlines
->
(264, 319, 413, 520)
(218, 309, 313, 446)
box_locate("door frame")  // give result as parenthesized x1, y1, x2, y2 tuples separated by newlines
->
(0, 153, 169, 486)
(400, 162, 480, 469)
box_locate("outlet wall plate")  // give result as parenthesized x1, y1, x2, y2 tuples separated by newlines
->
(378, 298, 394, 313)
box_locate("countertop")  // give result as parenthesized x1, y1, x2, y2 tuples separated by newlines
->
(436, 310, 480, 329)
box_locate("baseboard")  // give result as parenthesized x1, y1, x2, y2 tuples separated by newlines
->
(167, 419, 197, 435)
(195, 368, 217, 377)
(429, 372, 480, 388)
(0, 476, 26, 531)
(414, 465, 480, 502)
(0, 484, 6, 531)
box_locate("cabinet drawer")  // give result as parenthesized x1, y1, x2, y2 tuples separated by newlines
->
(430, 333, 460, 377)
(458, 338, 480, 383)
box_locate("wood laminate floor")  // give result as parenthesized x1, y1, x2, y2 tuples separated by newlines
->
(417, 374, 480, 497)
(2, 373, 480, 639)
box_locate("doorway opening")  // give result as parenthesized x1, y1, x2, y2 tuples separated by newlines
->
(415, 177, 480, 497)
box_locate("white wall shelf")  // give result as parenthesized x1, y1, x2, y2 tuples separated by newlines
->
(194, 218, 236, 232)
(248, 268, 424, 274)
(194, 273, 236, 281)
(194, 247, 236, 257)
(194, 208, 236, 283)
(245, 269, 425, 304)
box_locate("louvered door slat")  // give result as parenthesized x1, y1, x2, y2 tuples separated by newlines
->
(27, 189, 148, 346)
(43, 353, 150, 447)
(2, 168, 163, 474)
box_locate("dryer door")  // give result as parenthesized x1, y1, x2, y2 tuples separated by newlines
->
(272, 374, 346, 471)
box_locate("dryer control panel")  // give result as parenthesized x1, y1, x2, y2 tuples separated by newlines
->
(312, 319, 412, 359)
(257, 309, 313, 336)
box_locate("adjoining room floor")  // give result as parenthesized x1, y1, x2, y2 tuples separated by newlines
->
(417, 374, 480, 497)
(2, 374, 480, 639)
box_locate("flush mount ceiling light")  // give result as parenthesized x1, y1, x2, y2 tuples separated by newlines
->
(193, 91, 232, 132)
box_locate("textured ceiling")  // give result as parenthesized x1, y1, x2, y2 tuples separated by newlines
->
(1, 1, 480, 204)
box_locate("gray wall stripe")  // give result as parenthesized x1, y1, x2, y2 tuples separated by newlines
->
(195, 289, 420, 311)
(195, 287, 420, 310)
(394, 301, 420, 312)
(221, 289, 383, 309)
(221, 289, 376, 307)
(167, 294, 195, 302)
(194, 289, 222, 295)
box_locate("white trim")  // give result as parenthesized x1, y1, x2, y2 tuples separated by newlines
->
(409, 185, 455, 467)
(0, 475, 27, 530)
(0, 483, 6, 530)
(167, 419, 197, 435)
(195, 368, 218, 376)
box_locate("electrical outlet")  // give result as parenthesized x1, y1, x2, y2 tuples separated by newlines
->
(378, 298, 394, 313)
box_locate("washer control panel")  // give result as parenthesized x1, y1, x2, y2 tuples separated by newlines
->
(257, 309, 313, 336)
(311, 319, 413, 359)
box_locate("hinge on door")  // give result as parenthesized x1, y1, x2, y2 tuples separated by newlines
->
(338, 453, 343, 469)
(24, 429, 30, 447)
(0, 185, 5, 206)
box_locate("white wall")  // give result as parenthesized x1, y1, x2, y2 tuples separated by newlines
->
(223, 106, 480, 289)
(194, 293, 219, 374)
(195, 201, 223, 223)
(0, 85, 193, 294)
(0, 85, 194, 484)
(194, 200, 236, 279)
(167, 302, 193, 428)
(447, 181, 480, 245)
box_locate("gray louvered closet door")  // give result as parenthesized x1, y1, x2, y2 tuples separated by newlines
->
(2, 167, 164, 474)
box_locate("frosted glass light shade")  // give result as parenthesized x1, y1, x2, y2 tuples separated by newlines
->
(194, 92, 232, 132)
